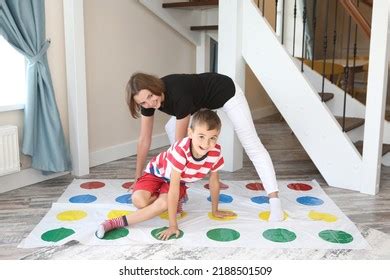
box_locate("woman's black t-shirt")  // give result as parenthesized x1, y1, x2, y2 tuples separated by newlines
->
(141, 73, 235, 119)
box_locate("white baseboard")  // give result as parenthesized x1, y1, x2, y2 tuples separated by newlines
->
(89, 132, 170, 168)
(0, 168, 69, 194)
(251, 105, 279, 120)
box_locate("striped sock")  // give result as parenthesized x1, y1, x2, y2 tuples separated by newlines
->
(95, 215, 128, 239)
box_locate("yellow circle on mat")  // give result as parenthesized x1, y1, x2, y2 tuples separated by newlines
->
(107, 210, 133, 219)
(208, 210, 238, 221)
(308, 210, 338, 222)
(57, 210, 87, 221)
(258, 211, 288, 221)
(159, 211, 188, 220)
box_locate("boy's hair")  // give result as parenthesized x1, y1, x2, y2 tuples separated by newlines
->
(126, 72, 165, 118)
(190, 109, 221, 132)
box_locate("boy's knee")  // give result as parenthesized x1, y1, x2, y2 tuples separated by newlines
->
(132, 194, 149, 209)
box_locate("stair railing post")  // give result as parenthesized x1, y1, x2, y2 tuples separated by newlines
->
(275, 0, 279, 32)
(281, 0, 285, 44)
(275, 0, 284, 43)
(342, 14, 352, 132)
(311, 0, 317, 69)
(331, 0, 339, 83)
(351, 0, 360, 98)
(320, 0, 330, 102)
(292, 0, 297, 56)
(361, 0, 390, 195)
(300, 3, 307, 72)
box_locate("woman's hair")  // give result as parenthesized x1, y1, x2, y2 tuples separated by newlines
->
(190, 109, 221, 132)
(126, 72, 165, 118)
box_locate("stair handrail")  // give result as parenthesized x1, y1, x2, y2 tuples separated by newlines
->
(339, 0, 370, 38)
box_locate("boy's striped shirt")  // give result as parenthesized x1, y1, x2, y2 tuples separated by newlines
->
(145, 137, 224, 183)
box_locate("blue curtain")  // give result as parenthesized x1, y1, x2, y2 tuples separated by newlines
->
(0, 0, 71, 172)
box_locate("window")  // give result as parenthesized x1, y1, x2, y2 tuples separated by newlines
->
(0, 36, 26, 112)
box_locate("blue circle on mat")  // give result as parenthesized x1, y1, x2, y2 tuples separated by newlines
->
(250, 196, 269, 204)
(69, 194, 97, 203)
(296, 196, 324, 206)
(115, 194, 132, 204)
(207, 194, 233, 203)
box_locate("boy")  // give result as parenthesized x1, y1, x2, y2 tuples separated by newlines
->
(96, 109, 236, 240)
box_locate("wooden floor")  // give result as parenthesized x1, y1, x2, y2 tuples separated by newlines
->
(1, 114, 390, 259)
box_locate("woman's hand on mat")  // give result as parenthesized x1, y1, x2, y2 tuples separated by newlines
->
(212, 210, 237, 219)
(158, 226, 180, 241)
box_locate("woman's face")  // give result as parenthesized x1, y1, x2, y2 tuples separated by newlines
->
(134, 89, 163, 109)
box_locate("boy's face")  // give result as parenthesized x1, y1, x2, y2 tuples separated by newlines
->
(188, 123, 220, 158)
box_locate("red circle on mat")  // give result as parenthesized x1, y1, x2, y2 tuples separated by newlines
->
(245, 182, 265, 191)
(80, 181, 105, 189)
(122, 182, 134, 190)
(287, 183, 313, 191)
(204, 182, 229, 190)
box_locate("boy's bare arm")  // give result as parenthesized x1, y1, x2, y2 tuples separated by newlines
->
(157, 169, 181, 240)
(135, 115, 154, 180)
(208, 172, 237, 218)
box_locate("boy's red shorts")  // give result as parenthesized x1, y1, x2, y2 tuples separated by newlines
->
(133, 173, 188, 199)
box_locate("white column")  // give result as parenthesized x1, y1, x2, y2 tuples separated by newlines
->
(361, 0, 390, 195)
(196, 10, 209, 73)
(63, 0, 90, 176)
(217, 0, 244, 171)
(196, 31, 207, 73)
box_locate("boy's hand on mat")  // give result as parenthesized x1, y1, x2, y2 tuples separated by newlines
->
(212, 210, 236, 219)
(157, 226, 180, 241)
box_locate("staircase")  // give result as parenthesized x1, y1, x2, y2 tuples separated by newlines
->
(139, 0, 390, 194)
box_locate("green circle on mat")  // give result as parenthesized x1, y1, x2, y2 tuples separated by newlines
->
(151, 227, 184, 240)
(262, 228, 296, 243)
(206, 228, 240, 242)
(319, 230, 353, 244)
(103, 228, 129, 240)
(41, 227, 75, 242)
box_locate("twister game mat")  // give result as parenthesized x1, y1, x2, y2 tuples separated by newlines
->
(19, 179, 369, 249)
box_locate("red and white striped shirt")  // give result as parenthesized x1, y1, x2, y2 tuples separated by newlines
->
(145, 137, 224, 183)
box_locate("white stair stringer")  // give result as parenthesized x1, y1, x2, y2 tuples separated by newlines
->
(242, 0, 362, 191)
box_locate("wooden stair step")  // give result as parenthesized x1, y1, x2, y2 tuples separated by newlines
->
(163, 1, 218, 9)
(386, 110, 390, 122)
(190, 25, 218, 31)
(354, 141, 390, 156)
(318, 92, 334, 102)
(335, 116, 365, 132)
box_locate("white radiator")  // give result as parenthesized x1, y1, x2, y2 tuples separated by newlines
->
(0, 125, 20, 176)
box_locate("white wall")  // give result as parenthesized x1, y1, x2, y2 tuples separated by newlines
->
(83, 0, 196, 155)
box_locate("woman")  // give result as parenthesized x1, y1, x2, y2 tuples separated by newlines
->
(126, 72, 284, 221)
